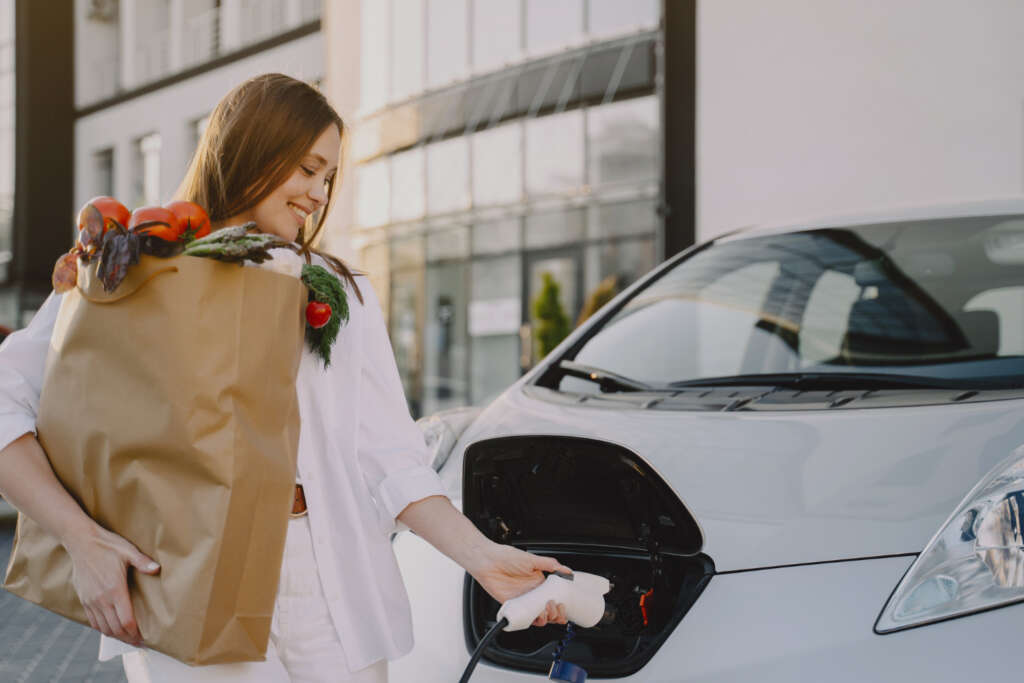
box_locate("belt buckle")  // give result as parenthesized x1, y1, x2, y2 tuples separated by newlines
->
(290, 484, 308, 518)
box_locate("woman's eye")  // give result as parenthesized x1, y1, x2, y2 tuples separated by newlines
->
(300, 166, 314, 176)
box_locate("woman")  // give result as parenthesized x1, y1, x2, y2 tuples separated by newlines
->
(0, 73, 568, 681)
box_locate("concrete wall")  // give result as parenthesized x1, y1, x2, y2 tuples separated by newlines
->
(74, 32, 323, 226)
(697, 0, 1024, 240)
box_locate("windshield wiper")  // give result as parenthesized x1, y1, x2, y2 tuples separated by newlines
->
(558, 360, 665, 393)
(669, 372, 1006, 391)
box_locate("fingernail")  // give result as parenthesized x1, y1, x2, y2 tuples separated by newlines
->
(147, 562, 159, 571)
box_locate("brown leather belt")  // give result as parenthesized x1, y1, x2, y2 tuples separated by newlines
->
(291, 484, 308, 517)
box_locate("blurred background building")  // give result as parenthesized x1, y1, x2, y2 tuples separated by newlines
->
(323, 0, 682, 417)
(3, 0, 1023, 419)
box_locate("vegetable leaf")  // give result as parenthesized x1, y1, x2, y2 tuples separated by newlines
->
(301, 264, 349, 368)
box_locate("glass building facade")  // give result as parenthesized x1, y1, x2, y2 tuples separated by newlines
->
(350, 0, 663, 418)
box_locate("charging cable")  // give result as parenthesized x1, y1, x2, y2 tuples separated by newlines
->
(458, 571, 610, 683)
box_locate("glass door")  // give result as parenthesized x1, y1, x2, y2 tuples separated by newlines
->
(524, 246, 583, 368)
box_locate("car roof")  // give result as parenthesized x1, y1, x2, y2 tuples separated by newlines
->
(713, 197, 1024, 243)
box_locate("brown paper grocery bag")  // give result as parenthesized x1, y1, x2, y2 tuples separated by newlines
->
(3, 252, 306, 665)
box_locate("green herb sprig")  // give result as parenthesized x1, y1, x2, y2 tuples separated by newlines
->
(301, 264, 349, 368)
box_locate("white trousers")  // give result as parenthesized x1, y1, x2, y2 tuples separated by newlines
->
(122, 515, 387, 683)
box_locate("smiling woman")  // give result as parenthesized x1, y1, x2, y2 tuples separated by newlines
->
(173, 73, 359, 292)
(0, 72, 573, 683)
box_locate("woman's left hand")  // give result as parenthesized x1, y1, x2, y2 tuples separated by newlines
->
(469, 543, 574, 627)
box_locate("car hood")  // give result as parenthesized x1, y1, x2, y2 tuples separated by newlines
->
(442, 386, 1024, 571)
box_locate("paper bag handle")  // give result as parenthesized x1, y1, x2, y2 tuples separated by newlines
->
(76, 265, 179, 305)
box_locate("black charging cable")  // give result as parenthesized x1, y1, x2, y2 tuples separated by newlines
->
(458, 616, 509, 683)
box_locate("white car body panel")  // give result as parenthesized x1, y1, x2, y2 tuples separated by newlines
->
(443, 387, 1024, 571)
(392, 551, 1024, 682)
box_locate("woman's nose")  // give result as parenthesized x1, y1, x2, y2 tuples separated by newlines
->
(308, 182, 327, 208)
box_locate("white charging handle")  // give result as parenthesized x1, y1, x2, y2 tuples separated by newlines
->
(496, 571, 610, 632)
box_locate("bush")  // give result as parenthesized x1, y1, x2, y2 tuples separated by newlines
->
(532, 272, 570, 359)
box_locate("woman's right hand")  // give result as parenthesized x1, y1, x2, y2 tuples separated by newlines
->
(63, 525, 160, 646)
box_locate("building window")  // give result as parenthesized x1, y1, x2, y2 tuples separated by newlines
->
(588, 199, 658, 240)
(525, 109, 584, 196)
(424, 254, 469, 415)
(471, 0, 521, 73)
(181, 0, 220, 68)
(469, 254, 522, 404)
(94, 148, 115, 197)
(587, 96, 659, 188)
(391, 0, 424, 102)
(471, 122, 522, 206)
(583, 236, 656, 305)
(132, 0, 171, 85)
(360, 0, 390, 112)
(587, 0, 659, 38)
(473, 218, 520, 255)
(526, 0, 583, 57)
(426, 137, 469, 214)
(426, 0, 468, 89)
(390, 147, 425, 222)
(355, 157, 391, 227)
(239, 0, 286, 45)
(525, 208, 585, 249)
(133, 132, 162, 207)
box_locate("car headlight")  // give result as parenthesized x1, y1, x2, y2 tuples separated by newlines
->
(415, 406, 482, 472)
(876, 445, 1024, 633)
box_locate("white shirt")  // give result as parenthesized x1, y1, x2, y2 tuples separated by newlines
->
(0, 255, 448, 672)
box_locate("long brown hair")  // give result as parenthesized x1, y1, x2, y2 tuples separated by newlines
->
(174, 73, 364, 305)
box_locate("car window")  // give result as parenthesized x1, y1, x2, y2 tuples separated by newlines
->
(964, 286, 1024, 355)
(799, 270, 860, 364)
(550, 214, 1024, 393)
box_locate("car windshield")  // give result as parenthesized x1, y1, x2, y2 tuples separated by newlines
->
(548, 214, 1024, 394)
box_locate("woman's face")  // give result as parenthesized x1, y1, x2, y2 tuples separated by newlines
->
(245, 124, 341, 242)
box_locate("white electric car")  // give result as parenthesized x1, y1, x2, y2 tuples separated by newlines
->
(392, 200, 1024, 682)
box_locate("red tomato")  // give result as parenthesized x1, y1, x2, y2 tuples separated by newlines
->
(164, 200, 211, 241)
(128, 206, 182, 242)
(305, 301, 332, 329)
(87, 196, 131, 231)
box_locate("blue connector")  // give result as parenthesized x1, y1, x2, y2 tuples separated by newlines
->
(549, 660, 587, 682)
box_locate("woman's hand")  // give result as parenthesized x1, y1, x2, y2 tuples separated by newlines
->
(468, 543, 573, 627)
(396, 496, 573, 627)
(63, 525, 160, 646)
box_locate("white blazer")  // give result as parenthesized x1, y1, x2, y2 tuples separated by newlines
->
(0, 254, 448, 672)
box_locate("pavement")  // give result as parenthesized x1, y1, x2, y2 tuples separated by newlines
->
(0, 514, 127, 682)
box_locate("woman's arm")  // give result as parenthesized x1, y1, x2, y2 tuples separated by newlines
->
(0, 293, 158, 645)
(397, 495, 572, 627)
(354, 281, 571, 625)
(0, 432, 160, 645)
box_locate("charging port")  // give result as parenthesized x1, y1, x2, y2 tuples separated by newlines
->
(462, 435, 714, 677)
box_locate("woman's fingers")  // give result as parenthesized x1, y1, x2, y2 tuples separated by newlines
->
(90, 606, 116, 640)
(113, 592, 142, 645)
(529, 600, 571, 627)
(547, 600, 561, 624)
(125, 547, 160, 575)
(535, 554, 573, 576)
(83, 604, 99, 632)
